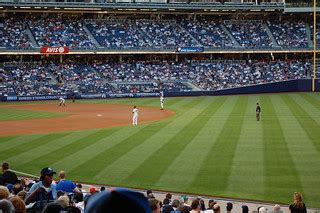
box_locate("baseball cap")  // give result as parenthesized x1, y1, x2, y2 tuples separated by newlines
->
(89, 186, 96, 194)
(85, 187, 151, 213)
(41, 167, 56, 176)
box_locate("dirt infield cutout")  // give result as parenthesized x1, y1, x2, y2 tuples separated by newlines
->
(0, 103, 175, 136)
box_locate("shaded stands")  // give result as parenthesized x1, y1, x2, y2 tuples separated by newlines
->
(28, 15, 96, 49)
(268, 20, 309, 48)
(0, 17, 34, 49)
(86, 19, 151, 49)
(224, 20, 273, 48)
(182, 20, 235, 48)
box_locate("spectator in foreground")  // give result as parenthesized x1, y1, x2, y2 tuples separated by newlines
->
(56, 170, 79, 193)
(213, 203, 220, 213)
(258, 207, 268, 213)
(289, 192, 307, 213)
(242, 205, 249, 213)
(162, 196, 174, 213)
(190, 199, 201, 213)
(25, 167, 57, 205)
(0, 162, 19, 185)
(226, 202, 233, 213)
(271, 204, 283, 213)
(0, 199, 15, 213)
(0, 185, 10, 199)
(149, 198, 161, 213)
(85, 187, 151, 213)
(9, 195, 26, 213)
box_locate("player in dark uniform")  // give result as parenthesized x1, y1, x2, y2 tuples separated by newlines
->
(256, 103, 261, 121)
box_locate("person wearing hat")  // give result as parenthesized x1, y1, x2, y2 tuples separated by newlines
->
(25, 167, 57, 205)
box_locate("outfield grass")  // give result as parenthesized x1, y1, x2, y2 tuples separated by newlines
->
(0, 93, 319, 208)
(0, 107, 65, 121)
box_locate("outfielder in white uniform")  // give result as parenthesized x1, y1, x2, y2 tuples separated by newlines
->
(132, 106, 139, 126)
(160, 95, 164, 110)
(59, 97, 66, 107)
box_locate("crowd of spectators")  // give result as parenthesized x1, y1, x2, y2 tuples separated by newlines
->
(224, 20, 273, 48)
(136, 20, 200, 49)
(268, 20, 309, 48)
(86, 20, 151, 49)
(0, 15, 314, 50)
(182, 20, 235, 48)
(28, 15, 96, 49)
(0, 17, 34, 49)
(0, 162, 309, 212)
(0, 59, 311, 96)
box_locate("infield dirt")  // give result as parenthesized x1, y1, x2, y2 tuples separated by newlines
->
(0, 103, 175, 136)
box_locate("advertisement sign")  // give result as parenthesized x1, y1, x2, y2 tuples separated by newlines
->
(40, 47, 69, 54)
(176, 47, 204, 53)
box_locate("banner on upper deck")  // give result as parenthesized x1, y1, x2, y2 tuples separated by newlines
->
(40, 47, 69, 54)
(176, 47, 204, 53)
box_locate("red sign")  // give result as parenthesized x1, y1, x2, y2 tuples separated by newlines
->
(40, 47, 69, 54)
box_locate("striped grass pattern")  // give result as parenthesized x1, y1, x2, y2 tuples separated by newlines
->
(0, 107, 65, 121)
(0, 93, 319, 208)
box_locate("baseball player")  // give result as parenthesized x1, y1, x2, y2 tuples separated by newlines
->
(59, 97, 66, 107)
(160, 95, 164, 110)
(256, 102, 261, 121)
(132, 106, 139, 126)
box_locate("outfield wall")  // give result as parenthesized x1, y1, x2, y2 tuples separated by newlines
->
(166, 79, 318, 97)
(1, 79, 319, 101)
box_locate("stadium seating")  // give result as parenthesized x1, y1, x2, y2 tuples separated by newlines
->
(0, 60, 310, 96)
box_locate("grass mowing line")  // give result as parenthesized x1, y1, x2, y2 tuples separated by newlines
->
(91, 97, 206, 183)
(300, 93, 320, 109)
(261, 96, 303, 201)
(86, 123, 168, 183)
(155, 96, 235, 191)
(281, 95, 320, 153)
(293, 94, 320, 125)
(0, 135, 44, 152)
(85, 120, 177, 182)
(91, 97, 204, 184)
(54, 98, 190, 176)
(51, 127, 139, 173)
(272, 95, 320, 208)
(0, 108, 65, 121)
(120, 97, 226, 189)
(226, 96, 265, 199)
(22, 128, 118, 175)
(189, 96, 248, 196)
(8, 130, 100, 167)
(0, 133, 70, 165)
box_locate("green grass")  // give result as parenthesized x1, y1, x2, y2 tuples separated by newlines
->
(0, 107, 65, 121)
(1, 93, 320, 208)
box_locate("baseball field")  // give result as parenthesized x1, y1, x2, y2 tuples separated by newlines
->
(0, 92, 319, 208)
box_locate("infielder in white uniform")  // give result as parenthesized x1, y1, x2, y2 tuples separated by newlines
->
(59, 97, 66, 107)
(160, 95, 164, 110)
(132, 106, 139, 126)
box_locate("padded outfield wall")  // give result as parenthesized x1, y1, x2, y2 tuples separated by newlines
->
(1, 79, 319, 101)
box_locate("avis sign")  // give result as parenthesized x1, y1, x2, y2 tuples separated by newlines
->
(40, 47, 69, 54)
